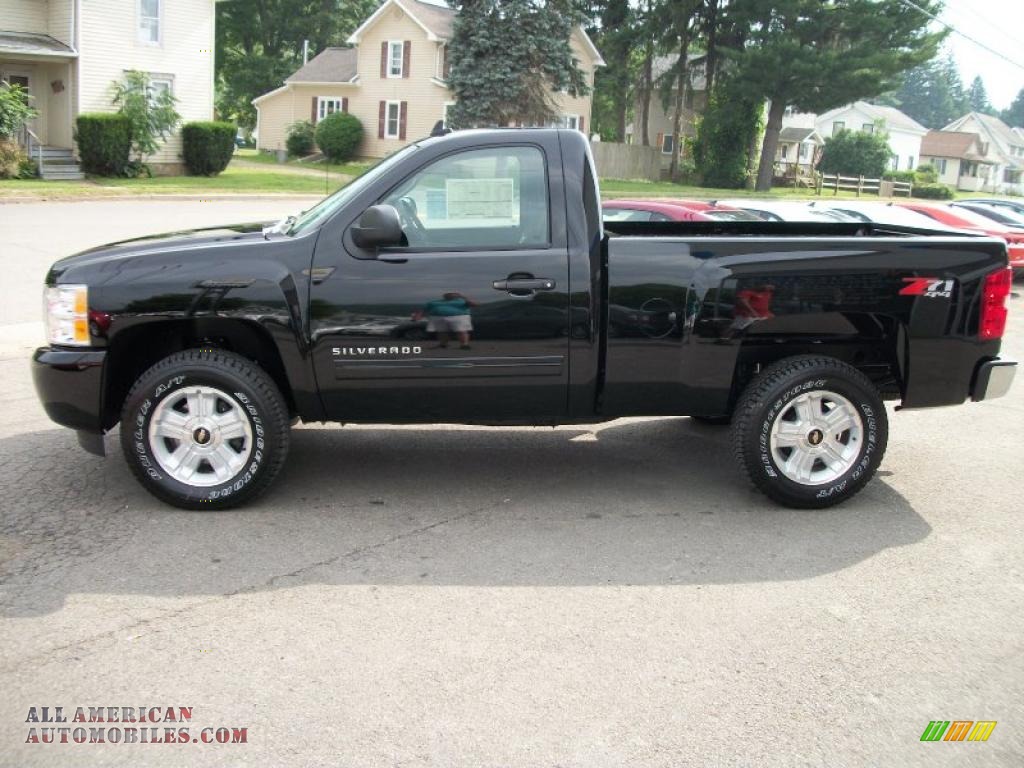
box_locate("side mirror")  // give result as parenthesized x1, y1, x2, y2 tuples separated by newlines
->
(351, 204, 404, 250)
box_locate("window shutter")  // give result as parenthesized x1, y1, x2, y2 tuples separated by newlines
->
(579, 116, 584, 135)
(378, 101, 385, 138)
(656, 132, 664, 149)
(399, 101, 407, 140)
(380, 41, 387, 78)
(403, 41, 410, 78)
(311, 97, 318, 123)
(342, 97, 348, 113)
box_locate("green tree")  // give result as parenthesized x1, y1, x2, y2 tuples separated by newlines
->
(654, 0, 703, 181)
(215, 0, 376, 129)
(881, 52, 969, 129)
(1003, 87, 1024, 128)
(693, 72, 763, 188)
(0, 82, 37, 138)
(586, 0, 639, 141)
(724, 0, 944, 191)
(447, 0, 589, 127)
(110, 70, 181, 163)
(967, 75, 994, 115)
(818, 128, 893, 178)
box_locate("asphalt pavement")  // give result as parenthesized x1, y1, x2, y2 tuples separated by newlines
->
(0, 199, 1022, 767)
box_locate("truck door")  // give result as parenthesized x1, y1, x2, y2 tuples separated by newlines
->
(309, 143, 570, 423)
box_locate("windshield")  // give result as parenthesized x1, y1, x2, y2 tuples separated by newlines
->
(827, 205, 953, 229)
(941, 205, 1012, 230)
(282, 143, 421, 235)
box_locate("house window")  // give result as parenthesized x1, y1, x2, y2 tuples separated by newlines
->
(147, 76, 172, 102)
(799, 143, 809, 159)
(661, 134, 674, 155)
(562, 115, 581, 131)
(936, 158, 947, 174)
(780, 144, 789, 160)
(138, 0, 160, 44)
(832, 121, 845, 136)
(318, 97, 344, 121)
(862, 123, 874, 134)
(385, 100, 401, 138)
(388, 41, 404, 78)
(908, 156, 914, 170)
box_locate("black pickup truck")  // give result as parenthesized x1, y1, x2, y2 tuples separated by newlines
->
(33, 129, 1016, 510)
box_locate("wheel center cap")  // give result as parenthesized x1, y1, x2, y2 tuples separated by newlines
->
(807, 428, 824, 446)
(193, 426, 212, 445)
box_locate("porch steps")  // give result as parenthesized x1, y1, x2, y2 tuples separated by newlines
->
(36, 146, 85, 181)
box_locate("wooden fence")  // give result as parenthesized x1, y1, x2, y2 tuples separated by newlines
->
(815, 173, 912, 197)
(589, 141, 663, 182)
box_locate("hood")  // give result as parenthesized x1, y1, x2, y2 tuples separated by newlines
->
(50, 221, 275, 277)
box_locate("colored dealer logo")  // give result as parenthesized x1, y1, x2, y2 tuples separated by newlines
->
(920, 720, 997, 742)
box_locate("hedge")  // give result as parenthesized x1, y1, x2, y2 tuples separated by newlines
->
(315, 112, 363, 162)
(181, 121, 236, 176)
(286, 121, 315, 157)
(911, 183, 954, 200)
(75, 113, 132, 175)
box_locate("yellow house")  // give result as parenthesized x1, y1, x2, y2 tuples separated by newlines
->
(0, 0, 217, 177)
(253, 0, 604, 158)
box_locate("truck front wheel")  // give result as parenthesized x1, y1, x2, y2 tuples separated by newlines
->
(119, 349, 290, 510)
(731, 356, 888, 509)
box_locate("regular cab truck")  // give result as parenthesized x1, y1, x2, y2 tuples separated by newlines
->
(32, 129, 1016, 509)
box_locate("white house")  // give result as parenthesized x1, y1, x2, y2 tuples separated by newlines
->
(1, 0, 217, 177)
(943, 112, 1024, 195)
(814, 102, 928, 172)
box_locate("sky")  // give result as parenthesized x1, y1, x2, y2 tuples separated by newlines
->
(419, 0, 1024, 111)
(939, 0, 1024, 110)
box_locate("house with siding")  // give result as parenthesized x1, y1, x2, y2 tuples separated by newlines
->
(1, 0, 217, 177)
(814, 102, 928, 173)
(253, 0, 604, 158)
(625, 53, 708, 164)
(942, 112, 1024, 195)
(919, 130, 995, 192)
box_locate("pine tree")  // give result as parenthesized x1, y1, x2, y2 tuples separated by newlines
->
(1003, 88, 1024, 128)
(725, 0, 945, 191)
(447, 0, 589, 128)
(882, 52, 969, 128)
(967, 76, 994, 115)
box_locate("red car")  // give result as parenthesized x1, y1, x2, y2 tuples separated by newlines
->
(602, 199, 715, 222)
(895, 202, 1024, 271)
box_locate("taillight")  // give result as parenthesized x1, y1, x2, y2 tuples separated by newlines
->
(979, 267, 1011, 340)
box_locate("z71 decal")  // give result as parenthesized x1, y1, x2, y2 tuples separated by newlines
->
(899, 277, 954, 298)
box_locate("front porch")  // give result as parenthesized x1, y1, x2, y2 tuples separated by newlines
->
(1, 31, 82, 178)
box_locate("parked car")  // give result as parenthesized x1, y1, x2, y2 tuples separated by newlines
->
(602, 200, 714, 222)
(895, 202, 1024, 272)
(32, 129, 1015, 511)
(807, 201, 966, 231)
(651, 200, 765, 221)
(716, 200, 856, 222)
(958, 198, 1024, 218)
(951, 201, 1024, 228)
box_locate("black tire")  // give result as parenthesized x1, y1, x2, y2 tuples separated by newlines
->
(731, 356, 888, 509)
(120, 349, 290, 510)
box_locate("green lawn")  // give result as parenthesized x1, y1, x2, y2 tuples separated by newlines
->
(1, 154, 1019, 204)
(234, 148, 374, 177)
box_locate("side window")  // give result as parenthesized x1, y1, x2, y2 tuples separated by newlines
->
(603, 208, 652, 222)
(383, 146, 549, 249)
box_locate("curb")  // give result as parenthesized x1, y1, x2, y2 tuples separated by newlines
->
(0, 193, 326, 204)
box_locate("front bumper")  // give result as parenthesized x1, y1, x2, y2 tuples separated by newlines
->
(971, 357, 1017, 401)
(31, 347, 107, 433)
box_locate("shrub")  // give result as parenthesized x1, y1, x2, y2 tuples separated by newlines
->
(911, 182, 954, 200)
(286, 121, 315, 157)
(819, 129, 893, 179)
(0, 137, 25, 178)
(0, 82, 37, 139)
(915, 163, 938, 184)
(110, 70, 180, 163)
(315, 112, 363, 162)
(75, 113, 132, 175)
(882, 169, 915, 183)
(182, 121, 236, 175)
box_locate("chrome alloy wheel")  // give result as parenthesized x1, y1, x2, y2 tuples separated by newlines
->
(769, 389, 864, 486)
(148, 385, 253, 487)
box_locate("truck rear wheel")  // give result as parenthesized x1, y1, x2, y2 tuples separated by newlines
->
(119, 349, 290, 510)
(731, 356, 887, 509)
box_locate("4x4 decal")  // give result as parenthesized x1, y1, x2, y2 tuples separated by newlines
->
(900, 277, 954, 298)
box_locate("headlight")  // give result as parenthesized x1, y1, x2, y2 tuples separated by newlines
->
(44, 284, 90, 346)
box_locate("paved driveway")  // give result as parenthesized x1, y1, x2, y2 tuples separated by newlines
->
(0, 200, 1022, 767)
